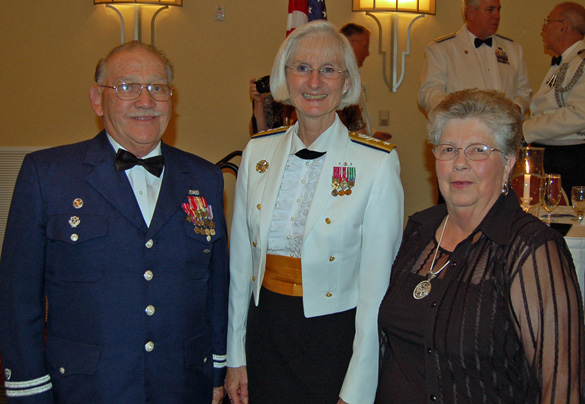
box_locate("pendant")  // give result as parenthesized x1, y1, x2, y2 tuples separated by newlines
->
(413, 279, 432, 300)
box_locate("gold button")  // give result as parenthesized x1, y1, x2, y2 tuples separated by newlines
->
(59, 367, 65, 374)
(257, 204, 261, 210)
(145, 239, 154, 248)
(145, 305, 155, 316)
(144, 270, 153, 281)
(325, 218, 331, 224)
(252, 276, 256, 281)
(329, 256, 335, 262)
(326, 292, 332, 297)
(145, 341, 154, 352)
(252, 242, 257, 247)
(70, 234, 78, 242)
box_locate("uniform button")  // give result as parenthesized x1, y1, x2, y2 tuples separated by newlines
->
(59, 367, 65, 374)
(296, 199, 301, 203)
(452, 262, 457, 267)
(329, 256, 335, 262)
(70, 234, 78, 242)
(301, 179, 305, 184)
(286, 235, 291, 239)
(306, 161, 309, 166)
(325, 218, 331, 224)
(138, 190, 143, 195)
(145, 305, 155, 316)
(252, 241, 257, 247)
(431, 302, 437, 307)
(427, 348, 432, 354)
(290, 216, 295, 221)
(145, 341, 154, 352)
(430, 394, 437, 401)
(144, 270, 153, 281)
(145, 239, 154, 248)
(252, 276, 256, 281)
(326, 292, 332, 297)
(256, 204, 261, 210)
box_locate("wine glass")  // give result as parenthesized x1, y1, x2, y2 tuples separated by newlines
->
(540, 173, 562, 225)
(572, 186, 585, 222)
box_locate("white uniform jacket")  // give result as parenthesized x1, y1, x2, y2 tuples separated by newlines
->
(418, 25, 531, 115)
(226, 117, 404, 404)
(524, 40, 585, 145)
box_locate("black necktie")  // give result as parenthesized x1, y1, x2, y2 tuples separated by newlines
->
(551, 56, 562, 66)
(295, 148, 326, 160)
(114, 149, 165, 177)
(474, 37, 493, 48)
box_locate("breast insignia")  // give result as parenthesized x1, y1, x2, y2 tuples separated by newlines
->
(251, 126, 290, 140)
(348, 132, 396, 153)
(434, 33, 455, 43)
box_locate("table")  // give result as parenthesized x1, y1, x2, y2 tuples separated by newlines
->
(542, 206, 585, 302)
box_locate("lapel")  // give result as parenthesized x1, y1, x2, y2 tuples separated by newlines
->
(147, 143, 191, 239)
(493, 36, 510, 90)
(84, 131, 148, 233)
(454, 26, 488, 89)
(258, 128, 294, 247)
(303, 120, 350, 239)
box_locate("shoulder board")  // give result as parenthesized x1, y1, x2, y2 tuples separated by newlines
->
(251, 126, 289, 140)
(495, 34, 513, 42)
(434, 33, 456, 43)
(348, 132, 396, 153)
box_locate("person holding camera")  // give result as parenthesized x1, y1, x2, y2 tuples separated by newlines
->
(249, 76, 295, 135)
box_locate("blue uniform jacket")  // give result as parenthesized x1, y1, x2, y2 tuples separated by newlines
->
(0, 131, 229, 404)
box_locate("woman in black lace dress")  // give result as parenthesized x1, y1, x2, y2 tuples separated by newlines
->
(378, 89, 584, 403)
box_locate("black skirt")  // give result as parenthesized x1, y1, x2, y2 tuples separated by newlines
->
(246, 287, 356, 404)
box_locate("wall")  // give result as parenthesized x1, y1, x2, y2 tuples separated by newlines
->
(0, 0, 560, 221)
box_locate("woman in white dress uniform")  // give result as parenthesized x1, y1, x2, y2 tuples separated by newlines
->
(225, 20, 404, 404)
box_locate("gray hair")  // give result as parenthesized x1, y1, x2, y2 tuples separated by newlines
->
(427, 89, 522, 160)
(94, 41, 174, 85)
(558, 2, 585, 36)
(462, 0, 481, 21)
(270, 20, 361, 109)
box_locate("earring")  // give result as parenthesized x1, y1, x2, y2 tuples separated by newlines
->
(502, 182, 509, 195)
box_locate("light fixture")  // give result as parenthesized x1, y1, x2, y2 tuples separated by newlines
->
(94, 0, 182, 45)
(353, 0, 436, 92)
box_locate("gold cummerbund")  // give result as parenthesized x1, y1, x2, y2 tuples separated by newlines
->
(262, 254, 303, 296)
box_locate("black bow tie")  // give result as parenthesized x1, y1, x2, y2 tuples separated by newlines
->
(474, 37, 493, 48)
(114, 149, 165, 177)
(295, 148, 326, 160)
(551, 56, 562, 66)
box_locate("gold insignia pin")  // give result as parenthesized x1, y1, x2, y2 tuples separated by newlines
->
(69, 216, 80, 228)
(256, 160, 269, 173)
(72, 198, 84, 209)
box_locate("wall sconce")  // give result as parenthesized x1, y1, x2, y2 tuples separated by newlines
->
(353, 0, 435, 92)
(94, 0, 182, 45)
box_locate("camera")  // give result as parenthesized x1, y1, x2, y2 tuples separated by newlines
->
(255, 75, 271, 94)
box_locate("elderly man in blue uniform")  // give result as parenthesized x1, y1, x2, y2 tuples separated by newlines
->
(0, 42, 229, 404)
(418, 0, 531, 116)
(524, 2, 585, 196)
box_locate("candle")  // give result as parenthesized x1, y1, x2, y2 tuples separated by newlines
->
(523, 174, 531, 203)
(523, 159, 531, 205)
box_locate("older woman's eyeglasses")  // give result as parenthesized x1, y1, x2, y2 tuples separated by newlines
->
(543, 17, 564, 27)
(286, 64, 346, 79)
(432, 143, 502, 161)
(100, 83, 173, 101)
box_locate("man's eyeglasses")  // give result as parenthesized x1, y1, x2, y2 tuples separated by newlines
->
(285, 64, 347, 79)
(432, 143, 502, 161)
(543, 17, 564, 27)
(100, 83, 173, 101)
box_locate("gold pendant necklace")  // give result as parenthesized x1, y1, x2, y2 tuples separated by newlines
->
(413, 215, 451, 300)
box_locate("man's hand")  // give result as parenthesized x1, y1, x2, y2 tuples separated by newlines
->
(212, 386, 226, 404)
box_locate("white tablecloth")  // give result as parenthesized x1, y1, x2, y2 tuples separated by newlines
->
(543, 206, 585, 302)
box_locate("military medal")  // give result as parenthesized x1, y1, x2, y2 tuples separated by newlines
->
(182, 195, 216, 239)
(331, 165, 356, 197)
(495, 48, 509, 65)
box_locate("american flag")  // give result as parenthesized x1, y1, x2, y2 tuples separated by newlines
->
(286, 0, 327, 36)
